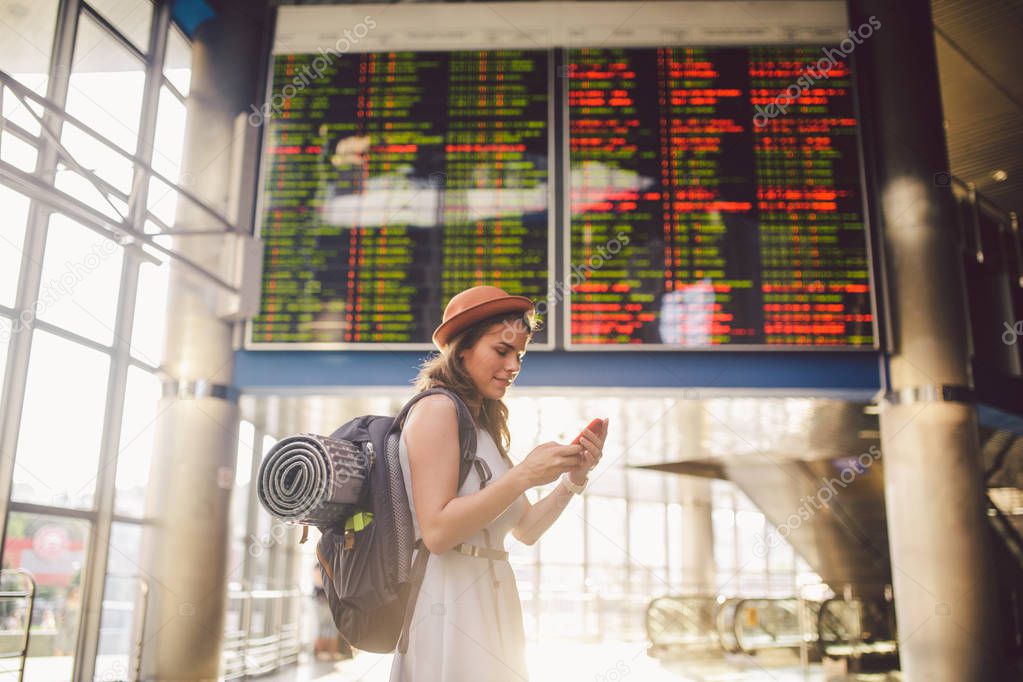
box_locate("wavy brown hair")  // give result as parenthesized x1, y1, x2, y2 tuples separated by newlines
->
(412, 309, 540, 465)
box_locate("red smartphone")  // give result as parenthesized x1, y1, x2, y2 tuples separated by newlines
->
(572, 418, 604, 445)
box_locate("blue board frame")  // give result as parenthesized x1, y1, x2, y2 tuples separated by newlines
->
(234, 349, 883, 398)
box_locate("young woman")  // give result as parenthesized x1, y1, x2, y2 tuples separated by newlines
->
(389, 285, 609, 682)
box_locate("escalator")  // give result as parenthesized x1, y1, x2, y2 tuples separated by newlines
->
(639, 401, 1023, 671)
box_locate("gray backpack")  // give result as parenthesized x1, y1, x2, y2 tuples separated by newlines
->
(312, 387, 480, 653)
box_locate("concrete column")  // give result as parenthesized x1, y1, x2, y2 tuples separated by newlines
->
(848, 1, 1003, 679)
(138, 3, 266, 679)
(677, 476, 715, 594)
(676, 400, 715, 594)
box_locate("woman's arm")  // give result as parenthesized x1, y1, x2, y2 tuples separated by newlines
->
(512, 417, 607, 545)
(511, 478, 581, 545)
(405, 395, 530, 554)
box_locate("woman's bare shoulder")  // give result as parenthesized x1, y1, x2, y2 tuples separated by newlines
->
(410, 392, 458, 414)
(403, 393, 459, 434)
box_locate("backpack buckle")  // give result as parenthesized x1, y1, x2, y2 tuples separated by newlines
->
(342, 511, 373, 550)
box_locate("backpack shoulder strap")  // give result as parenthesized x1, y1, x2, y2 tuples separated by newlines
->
(393, 386, 479, 487)
(396, 387, 480, 654)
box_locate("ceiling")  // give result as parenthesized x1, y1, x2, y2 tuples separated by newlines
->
(933, 0, 1023, 218)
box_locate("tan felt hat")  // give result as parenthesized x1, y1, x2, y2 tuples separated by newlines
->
(432, 285, 534, 350)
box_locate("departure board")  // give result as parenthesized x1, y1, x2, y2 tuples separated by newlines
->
(567, 46, 875, 347)
(251, 50, 552, 347)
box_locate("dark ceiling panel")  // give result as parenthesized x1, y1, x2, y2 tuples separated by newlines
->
(932, 0, 1023, 216)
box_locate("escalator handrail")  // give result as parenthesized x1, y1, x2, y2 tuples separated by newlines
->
(818, 596, 859, 649)
(986, 493, 1023, 569)
(731, 597, 805, 656)
(715, 597, 743, 653)
(983, 435, 1016, 484)
(645, 594, 718, 646)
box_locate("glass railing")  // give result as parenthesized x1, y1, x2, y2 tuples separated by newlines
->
(221, 583, 302, 680)
(817, 596, 898, 659)
(0, 569, 38, 682)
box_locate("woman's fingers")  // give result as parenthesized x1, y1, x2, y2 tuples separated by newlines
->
(559, 450, 583, 465)
(582, 427, 607, 449)
(563, 443, 584, 457)
(568, 447, 595, 472)
(579, 433, 603, 458)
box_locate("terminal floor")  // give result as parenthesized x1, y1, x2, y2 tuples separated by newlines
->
(260, 642, 903, 682)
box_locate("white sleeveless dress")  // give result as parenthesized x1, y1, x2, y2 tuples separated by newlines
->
(389, 404, 530, 682)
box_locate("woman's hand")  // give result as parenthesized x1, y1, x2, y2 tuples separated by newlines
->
(568, 418, 608, 486)
(515, 441, 584, 488)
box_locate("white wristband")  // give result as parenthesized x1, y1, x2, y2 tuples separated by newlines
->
(561, 473, 587, 495)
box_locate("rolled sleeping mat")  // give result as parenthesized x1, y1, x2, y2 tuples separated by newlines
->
(256, 433, 370, 527)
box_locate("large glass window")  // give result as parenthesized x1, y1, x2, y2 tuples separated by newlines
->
(768, 533, 795, 574)
(36, 214, 123, 346)
(130, 260, 168, 365)
(248, 499, 273, 590)
(233, 430, 277, 588)
(0, 316, 10, 399)
(145, 176, 178, 229)
(2, 81, 46, 137)
(95, 521, 143, 680)
(710, 481, 816, 597)
(666, 502, 683, 589)
(228, 421, 256, 584)
(162, 24, 191, 96)
(536, 491, 583, 564)
(57, 12, 145, 222)
(85, 0, 153, 53)
(12, 329, 110, 509)
(0, 126, 39, 172)
(1, 512, 90, 682)
(114, 366, 161, 517)
(736, 509, 767, 574)
(0, 0, 59, 95)
(628, 501, 667, 577)
(59, 120, 135, 195)
(66, 12, 145, 154)
(586, 564, 628, 639)
(0, 184, 31, 307)
(537, 564, 584, 639)
(586, 496, 626, 566)
(1, 5, 198, 679)
(151, 86, 186, 182)
(54, 166, 130, 220)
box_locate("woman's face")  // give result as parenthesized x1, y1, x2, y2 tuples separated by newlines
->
(458, 320, 529, 401)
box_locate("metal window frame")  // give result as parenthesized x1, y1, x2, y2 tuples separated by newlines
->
(0, 2, 225, 681)
(0, 72, 246, 289)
